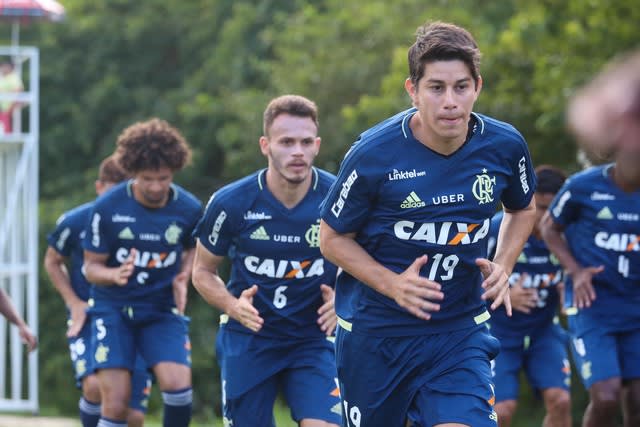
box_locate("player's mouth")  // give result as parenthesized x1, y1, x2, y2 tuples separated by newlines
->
(288, 162, 308, 171)
(438, 116, 463, 125)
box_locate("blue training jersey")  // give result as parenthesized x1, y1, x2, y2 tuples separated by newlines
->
(47, 202, 95, 302)
(487, 211, 562, 336)
(83, 180, 202, 306)
(548, 164, 640, 332)
(320, 108, 536, 336)
(193, 167, 339, 339)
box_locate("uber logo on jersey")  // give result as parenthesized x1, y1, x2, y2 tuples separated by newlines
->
(617, 212, 639, 222)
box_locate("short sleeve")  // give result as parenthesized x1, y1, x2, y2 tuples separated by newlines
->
(193, 192, 237, 256)
(47, 213, 75, 256)
(181, 201, 203, 250)
(82, 204, 112, 254)
(548, 179, 580, 227)
(500, 135, 537, 210)
(320, 142, 377, 233)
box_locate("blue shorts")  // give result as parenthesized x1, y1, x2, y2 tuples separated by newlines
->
(490, 322, 570, 402)
(68, 312, 153, 412)
(569, 314, 640, 389)
(335, 323, 500, 427)
(217, 325, 341, 426)
(89, 302, 191, 373)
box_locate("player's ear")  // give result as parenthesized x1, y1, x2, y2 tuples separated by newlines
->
(259, 135, 269, 156)
(314, 136, 321, 155)
(405, 78, 417, 106)
(474, 75, 483, 98)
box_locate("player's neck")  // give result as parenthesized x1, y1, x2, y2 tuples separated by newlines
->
(409, 114, 467, 155)
(265, 168, 311, 209)
(132, 184, 169, 209)
(611, 165, 640, 192)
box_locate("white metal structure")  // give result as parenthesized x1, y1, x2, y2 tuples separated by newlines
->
(0, 46, 39, 413)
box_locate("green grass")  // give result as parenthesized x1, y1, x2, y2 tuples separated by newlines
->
(141, 399, 297, 427)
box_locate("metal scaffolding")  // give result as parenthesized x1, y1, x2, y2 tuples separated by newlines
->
(0, 45, 39, 413)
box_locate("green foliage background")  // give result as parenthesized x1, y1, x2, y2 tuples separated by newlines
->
(8, 0, 637, 424)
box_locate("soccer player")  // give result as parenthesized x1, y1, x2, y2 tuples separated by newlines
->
(541, 128, 640, 427)
(0, 288, 37, 352)
(192, 95, 341, 427)
(83, 119, 202, 427)
(486, 166, 571, 427)
(319, 22, 537, 427)
(44, 155, 152, 427)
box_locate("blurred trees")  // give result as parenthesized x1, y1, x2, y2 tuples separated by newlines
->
(7, 0, 637, 423)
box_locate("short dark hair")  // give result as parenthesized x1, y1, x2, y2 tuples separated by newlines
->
(408, 21, 481, 86)
(535, 165, 566, 194)
(263, 95, 318, 136)
(115, 118, 192, 173)
(98, 155, 129, 183)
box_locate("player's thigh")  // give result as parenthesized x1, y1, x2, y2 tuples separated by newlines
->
(90, 306, 137, 371)
(222, 375, 279, 427)
(335, 326, 413, 427)
(409, 326, 499, 427)
(138, 310, 191, 369)
(525, 324, 571, 393)
(571, 327, 620, 389)
(281, 339, 341, 425)
(618, 328, 640, 381)
(97, 368, 132, 403)
(490, 337, 523, 403)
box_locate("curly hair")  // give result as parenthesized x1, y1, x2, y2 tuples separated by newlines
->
(115, 118, 192, 173)
(408, 21, 481, 86)
(98, 154, 129, 183)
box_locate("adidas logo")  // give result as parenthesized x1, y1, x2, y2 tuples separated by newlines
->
(517, 252, 528, 263)
(118, 227, 135, 240)
(249, 226, 270, 240)
(596, 206, 613, 220)
(400, 191, 426, 209)
(330, 402, 342, 415)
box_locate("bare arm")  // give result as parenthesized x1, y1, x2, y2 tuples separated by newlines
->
(319, 220, 443, 321)
(173, 247, 195, 313)
(191, 240, 264, 331)
(0, 289, 37, 352)
(84, 249, 135, 286)
(44, 247, 88, 337)
(44, 247, 84, 307)
(540, 212, 603, 308)
(478, 197, 537, 315)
